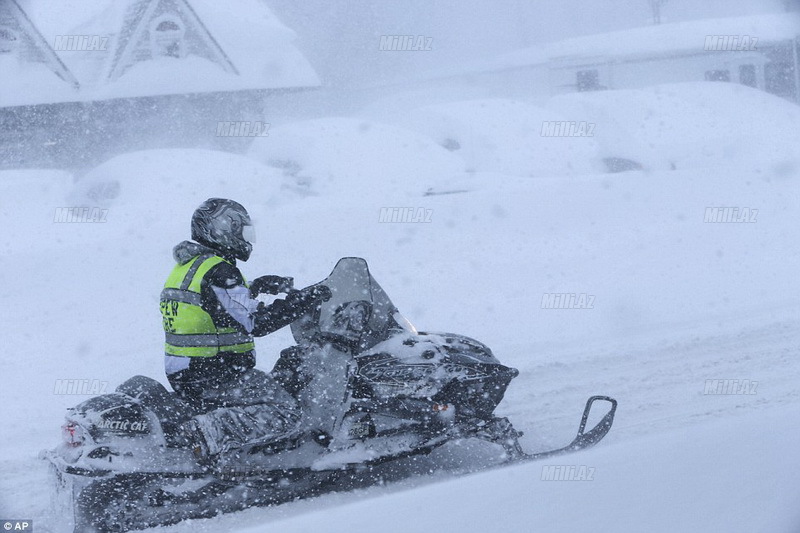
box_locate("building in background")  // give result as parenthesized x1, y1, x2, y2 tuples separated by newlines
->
(426, 13, 800, 105)
(0, 0, 320, 169)
(0, 0, 80, 93)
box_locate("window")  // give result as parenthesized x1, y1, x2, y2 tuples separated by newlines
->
(739, 65, 757, 87)
(765, 61, 796, 98)
(0, 27, 18, 54)
(150, 16, 185, 58)
(705, 70, 731, 82)
(156, 20, 181, 32)
(576, 69, 601, 91)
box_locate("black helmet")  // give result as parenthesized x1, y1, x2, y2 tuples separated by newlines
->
(191, 198, 255, 261)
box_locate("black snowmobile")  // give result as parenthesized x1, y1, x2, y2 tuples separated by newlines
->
(43, 257, 617, 532)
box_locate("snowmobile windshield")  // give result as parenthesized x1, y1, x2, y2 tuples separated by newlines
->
(290, 257, 415, 350)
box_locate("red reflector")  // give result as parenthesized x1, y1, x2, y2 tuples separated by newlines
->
(62, 422, 84, 447)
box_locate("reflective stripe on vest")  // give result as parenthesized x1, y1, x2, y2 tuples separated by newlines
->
(161, 253, 256, 357)
(164, 331, 253, 347)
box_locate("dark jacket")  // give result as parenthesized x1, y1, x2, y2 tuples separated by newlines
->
(166, 241, 310, 398)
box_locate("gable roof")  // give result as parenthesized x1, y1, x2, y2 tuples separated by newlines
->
(106, 0, 237, 82)
(2, 0, 319, 106)
(0, 0, 79, 87)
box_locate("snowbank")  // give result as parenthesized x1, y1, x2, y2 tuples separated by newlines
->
(547, 82, 800, 173)
(231, 404, 800, 533)
(0, 168, 75, 256)
(387, 99, 602, 176)
(1, 81, 799, 531)
(248, 117, 466, 198)
(68, 149, 284, 248)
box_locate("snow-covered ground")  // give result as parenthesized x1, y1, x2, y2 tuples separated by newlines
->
(1, 81, 799, 532)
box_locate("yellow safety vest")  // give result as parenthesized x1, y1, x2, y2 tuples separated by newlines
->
(160, 253, 255, 357)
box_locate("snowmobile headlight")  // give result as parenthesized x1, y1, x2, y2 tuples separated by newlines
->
(62, 421, 86, 447)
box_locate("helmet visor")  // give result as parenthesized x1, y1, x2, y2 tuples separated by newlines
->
(242, 224, 256, 244)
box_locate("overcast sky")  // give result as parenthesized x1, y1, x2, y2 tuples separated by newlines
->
(265, 0, 789, 86)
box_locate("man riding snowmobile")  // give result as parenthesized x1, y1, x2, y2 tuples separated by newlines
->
(46, 235, 618, 531)
(160, 198, 330, 461)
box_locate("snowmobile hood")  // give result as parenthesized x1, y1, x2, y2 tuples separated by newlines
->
(172, 240, 220, 265)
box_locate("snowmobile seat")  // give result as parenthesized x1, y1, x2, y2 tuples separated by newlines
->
(116, 375, 197, 445)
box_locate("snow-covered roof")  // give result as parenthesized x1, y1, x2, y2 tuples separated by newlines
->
(437, 13, 800, 77)
(0, 0, 80, 104)
(2, 0, 320, 107)
(513, 13, 798, 67)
